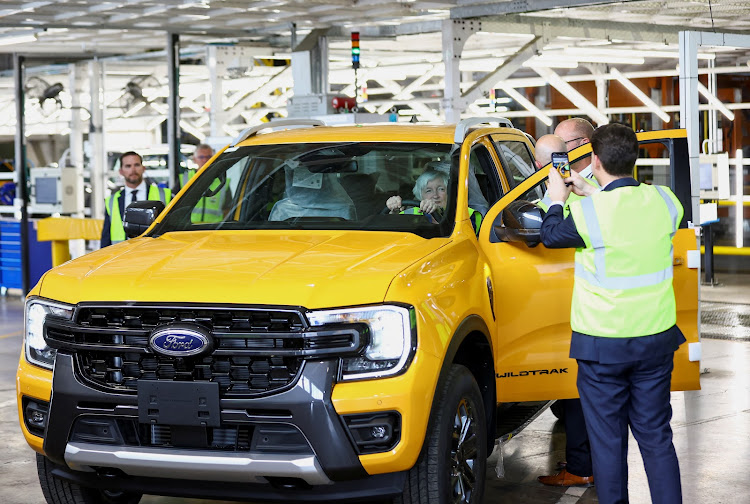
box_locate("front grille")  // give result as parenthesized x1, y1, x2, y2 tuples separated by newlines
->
(70, 416, 313, 454)
(45, 304, 365, 398)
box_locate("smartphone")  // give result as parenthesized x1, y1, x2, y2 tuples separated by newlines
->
(551, 152, 570, 179)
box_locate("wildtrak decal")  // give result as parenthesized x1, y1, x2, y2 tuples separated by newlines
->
(496, 368, 568, 378)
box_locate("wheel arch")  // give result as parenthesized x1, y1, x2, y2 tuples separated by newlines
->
(434, 315, 496, 453)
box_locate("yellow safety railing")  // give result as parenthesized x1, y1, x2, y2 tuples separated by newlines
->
(37, 217, 103, 267)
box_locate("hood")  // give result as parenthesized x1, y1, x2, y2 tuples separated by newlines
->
(39, 230, 448, 309)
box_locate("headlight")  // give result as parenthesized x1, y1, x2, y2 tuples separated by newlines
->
(25, 297, 74, 369)
(308, 305, 415, 380)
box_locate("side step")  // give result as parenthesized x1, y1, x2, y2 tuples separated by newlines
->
(495, 401, 553, 442)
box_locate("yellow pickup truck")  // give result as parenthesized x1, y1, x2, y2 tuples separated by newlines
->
(17, 118, 700, 504)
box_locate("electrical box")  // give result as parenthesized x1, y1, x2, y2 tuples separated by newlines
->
(30, 167, 81, 214)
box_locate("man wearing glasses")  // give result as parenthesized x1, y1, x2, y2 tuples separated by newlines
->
(555, 118, 595, 178)
(537, 116, 598, 488)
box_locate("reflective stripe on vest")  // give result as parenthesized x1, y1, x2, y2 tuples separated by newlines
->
(568, 184, 684, 337)
(106, 184, 171, 244)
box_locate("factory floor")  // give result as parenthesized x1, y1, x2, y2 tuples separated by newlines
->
(1, 274, 748, 504)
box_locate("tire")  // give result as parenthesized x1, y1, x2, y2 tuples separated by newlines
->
(37, 454, 142, 504)
(398, 364, 487, 504)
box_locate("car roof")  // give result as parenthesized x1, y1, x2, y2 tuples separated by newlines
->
(234, 121, 524, 148)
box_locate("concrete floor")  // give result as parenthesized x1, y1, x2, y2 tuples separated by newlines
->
(1, 277, 749, 504)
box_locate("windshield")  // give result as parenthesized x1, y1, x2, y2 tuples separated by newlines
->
(151, 142, 458, 239)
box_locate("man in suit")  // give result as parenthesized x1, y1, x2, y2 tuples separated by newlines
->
(540, 123, 685, 504)
(100, 151, 171, 247)
(537, 128, 595, 488)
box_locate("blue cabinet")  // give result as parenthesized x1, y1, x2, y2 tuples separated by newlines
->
(0, 220, 52, 292)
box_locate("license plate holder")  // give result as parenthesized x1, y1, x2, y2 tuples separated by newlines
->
(137, 381, 220, 427)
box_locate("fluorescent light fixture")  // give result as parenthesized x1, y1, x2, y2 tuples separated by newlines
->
(697, 82, 735, 121)
(523, 56, 578, 69)
(561, 48, 645, 65)
(564, 46, 715, 61)
(499, 84, 553, 127)
(610, 68, 670, 124)
(0, 31, 38, 46)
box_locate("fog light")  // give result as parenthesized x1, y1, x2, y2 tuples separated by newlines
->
(22, 398, 49, 438)
(342, 411, 401, 454)
(371, 426, 387, 439)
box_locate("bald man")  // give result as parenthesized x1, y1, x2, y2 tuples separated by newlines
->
(534, 134, 567, 170)
(554, 118, 595, 176)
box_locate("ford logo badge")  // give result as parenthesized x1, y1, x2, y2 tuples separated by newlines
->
(149, 325, 212, 357)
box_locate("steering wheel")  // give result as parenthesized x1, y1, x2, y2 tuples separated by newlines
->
(380, 199, 422, 215)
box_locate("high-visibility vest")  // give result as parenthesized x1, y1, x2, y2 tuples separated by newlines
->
(180, 170, 225, 223)
(567, 183, 683, 338)
(402, 206, 483, 234)
(538, 175, 600, 215)
(105, 184, 171, 244)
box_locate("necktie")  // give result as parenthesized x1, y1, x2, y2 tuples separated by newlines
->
(131, 190, 138, 204)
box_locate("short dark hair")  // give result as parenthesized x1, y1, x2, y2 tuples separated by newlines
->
(590, 123, 638, 177)
(119, 151, 142, 165)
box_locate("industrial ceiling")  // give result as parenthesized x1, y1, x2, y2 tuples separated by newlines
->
(0, 0, 749, 151)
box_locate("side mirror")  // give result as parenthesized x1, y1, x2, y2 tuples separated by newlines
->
(123, 200, 165, 238)
(493, 200, 543, 247)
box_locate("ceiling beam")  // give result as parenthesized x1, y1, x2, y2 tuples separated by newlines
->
(451, 0, 643, 19)
(533, 66, 609, 125)
(461, 36, 541, 106)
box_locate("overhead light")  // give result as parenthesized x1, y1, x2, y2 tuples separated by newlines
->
(564, 46, 715, 61)
(523, 56, 578, 69)
(0, 31, 38, 46)
(610, 68, 670, 124)
(561, 48, 645, 65)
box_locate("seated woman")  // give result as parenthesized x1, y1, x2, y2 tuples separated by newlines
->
(386, 169, 483, 234)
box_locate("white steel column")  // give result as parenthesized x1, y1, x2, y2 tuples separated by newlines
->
(88, 59, 105, 220)
(207, 45, 224, 139)
(679, 31, 750, 223)
(68, 63, 85, 218)
(442, 19, 480, 124)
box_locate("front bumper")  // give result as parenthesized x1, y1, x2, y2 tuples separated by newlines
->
(40, 352, 406, 501)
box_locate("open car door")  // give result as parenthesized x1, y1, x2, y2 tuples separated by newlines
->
(478, 129, 700, 403)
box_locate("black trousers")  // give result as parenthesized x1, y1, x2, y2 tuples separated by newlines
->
(563, 398, 592, 477)
(577, 352, 681, 504)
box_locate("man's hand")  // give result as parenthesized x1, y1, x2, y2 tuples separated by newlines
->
(568, 169, 597, 197)
(547, 166, 573, 203)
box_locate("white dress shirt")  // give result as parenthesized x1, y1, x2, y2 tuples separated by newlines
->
(125, 181, 147, 207)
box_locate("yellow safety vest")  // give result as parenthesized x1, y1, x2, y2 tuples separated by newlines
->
(567, 183, 683, 338)
(105, 184, 171, 244)
(402, 206, 483, 234)
(180, 170, 226, 223)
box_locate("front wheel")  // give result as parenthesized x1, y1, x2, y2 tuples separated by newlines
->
(37, 454, 142, 504)
(398, 364, 487, 504)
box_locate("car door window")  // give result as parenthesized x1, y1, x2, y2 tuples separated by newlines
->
(493, 139, 543, 202)
(468, 145, 503, 216)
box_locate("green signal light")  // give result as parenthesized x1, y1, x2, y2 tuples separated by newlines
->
(352, 48, 360, 55)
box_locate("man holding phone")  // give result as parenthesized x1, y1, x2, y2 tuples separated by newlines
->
(540, 123, 684, 504)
